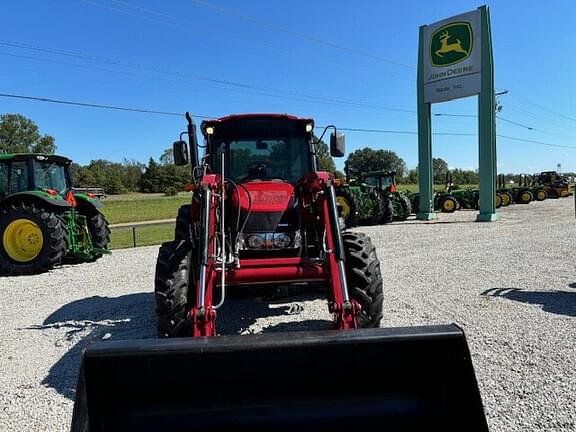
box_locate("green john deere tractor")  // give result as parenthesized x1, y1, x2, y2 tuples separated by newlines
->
(0, 153, 110, 275)
(364, 171, 412, 221)
(335, 178, 388, 227)
(446, 173, 502, 210)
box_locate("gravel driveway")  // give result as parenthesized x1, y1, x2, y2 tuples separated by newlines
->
(1, 198, 574, 431)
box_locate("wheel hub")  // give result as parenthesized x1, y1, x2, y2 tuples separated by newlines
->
(336, 196, 351, 219)
(3, 219, 44, 262)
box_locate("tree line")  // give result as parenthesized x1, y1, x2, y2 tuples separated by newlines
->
(2, 114, 572, 194)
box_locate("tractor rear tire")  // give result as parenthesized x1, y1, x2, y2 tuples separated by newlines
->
(440, 196, 458, 213)
(364, 192, 384, 226)
(381, 196, 394, 224)
(87, 212, 110, 257)
(342, 232, 383, 328)
(399, 196, 412, 220)
(534, 189, 547, 201)
(335, 188, 360, 228)
(155, 240, 195, 337)
(0, 203, 67, 275)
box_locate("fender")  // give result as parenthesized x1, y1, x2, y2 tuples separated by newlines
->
(0, 191, 72, 211)
(75, 193, 103, 211)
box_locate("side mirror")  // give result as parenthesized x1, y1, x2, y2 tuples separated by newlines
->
(173, 141, 189, 166)
(330, 132, 345, 157)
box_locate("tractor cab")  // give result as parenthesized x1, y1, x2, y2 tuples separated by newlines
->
(0, 154, 72, 199)
(364, 170, 398, 193)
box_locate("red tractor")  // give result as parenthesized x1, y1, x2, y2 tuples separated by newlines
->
(155, 113, 383, 336)
(70, 113, 488, 431)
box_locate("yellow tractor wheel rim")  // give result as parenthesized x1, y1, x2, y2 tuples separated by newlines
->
(522, 192, 531, 202)
(537, 191, 546, 200)
(501, 193, 511, 206)
(3, 219, 44, 262)
(443, 199, 455, 211)
(336, 196, 351, 219)
(495, 194, 502, 207)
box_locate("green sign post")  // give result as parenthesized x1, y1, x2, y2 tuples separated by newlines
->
(417, 5, 498, 222)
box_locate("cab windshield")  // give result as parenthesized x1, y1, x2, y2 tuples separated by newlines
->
(33, 160, 68, 195)
(213, 136, 309, 183)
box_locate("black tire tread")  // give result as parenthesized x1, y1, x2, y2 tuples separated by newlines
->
(0, 203, 67, 275)
(155, 240, 194, 337)
(342, 232, 383, 328)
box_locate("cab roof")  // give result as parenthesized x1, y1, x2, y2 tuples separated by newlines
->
(200, 113, 314, 137)
(0, 153, 72, 165)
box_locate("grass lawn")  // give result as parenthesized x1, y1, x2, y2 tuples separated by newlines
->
(101, 193, 191, 224)
(109, 223, 175, 249)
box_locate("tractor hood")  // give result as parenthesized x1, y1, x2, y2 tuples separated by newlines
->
(231, 181, 298, 233)
(232, 181, 295, 213)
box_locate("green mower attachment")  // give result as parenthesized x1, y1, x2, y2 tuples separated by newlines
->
(71, 324, 489, 432)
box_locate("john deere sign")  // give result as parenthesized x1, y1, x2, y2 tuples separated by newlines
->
(423, 10, 481, 103)
(417, 6, 498, 222)
(430, 22, 473, 67)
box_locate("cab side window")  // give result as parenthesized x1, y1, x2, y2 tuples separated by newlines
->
(0, 162, 8, 197)
(9, 162, 29, 193)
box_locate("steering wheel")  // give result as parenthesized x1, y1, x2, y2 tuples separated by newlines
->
(246, 163, 270, 179)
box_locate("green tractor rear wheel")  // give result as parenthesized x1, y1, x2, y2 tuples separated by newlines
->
(335, 188, 360, 228)
(495, 193, 503, 209)
(399, 196, 412, 220)
(0, 203, 67, 275)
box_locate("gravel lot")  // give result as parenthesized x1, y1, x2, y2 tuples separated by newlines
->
(1, 198, 575, 431)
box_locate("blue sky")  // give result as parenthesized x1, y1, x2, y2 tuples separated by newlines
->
(1, 0, 575, 173)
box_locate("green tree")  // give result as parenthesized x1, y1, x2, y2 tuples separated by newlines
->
(345, 147, 406, 179)
(433, 157, 449, 184)
(407, 167, 419, 184)
(314, 135, 336, 174)
(0, 114, 56, 154)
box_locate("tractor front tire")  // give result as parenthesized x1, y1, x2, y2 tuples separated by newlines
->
(0, 203, 67, 275)
(343, 232, 383, 328)
(535, 189, 548, 201)
(155, 240, 195, 337)
(516, 190, 533, 204)
(501, 191, 512, 206)
(175, 205, 192, 242)
(87, 212, 110, 258)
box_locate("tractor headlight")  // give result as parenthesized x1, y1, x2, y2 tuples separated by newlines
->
(240, 231, 301, 250)
(273, 233, 292, 249)
(246, 234, 265, 249)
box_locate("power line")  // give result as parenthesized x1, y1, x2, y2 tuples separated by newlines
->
(0, 92, 190, 117)
(0, 39, 416, 114)
(2, 91, 575, 151)
(188, 0, 415, 70)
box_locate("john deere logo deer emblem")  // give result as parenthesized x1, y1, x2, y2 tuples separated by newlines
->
(430, 22, 472, 67)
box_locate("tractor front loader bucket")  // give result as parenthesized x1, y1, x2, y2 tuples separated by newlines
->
(71, 324, 488, 432)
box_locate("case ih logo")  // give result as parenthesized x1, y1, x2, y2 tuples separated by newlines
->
(252, 190, 289, 205)
(430, 22, 472, 67)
